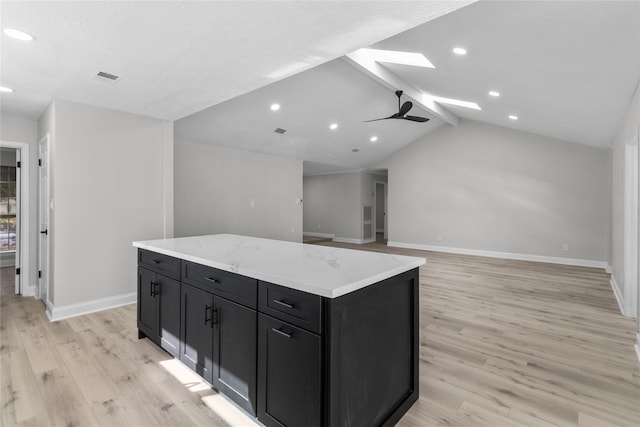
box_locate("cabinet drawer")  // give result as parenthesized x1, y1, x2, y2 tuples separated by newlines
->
(258, 281, 322, 334)
(138, 249, 181, 280)
(182, 261, 257, 309)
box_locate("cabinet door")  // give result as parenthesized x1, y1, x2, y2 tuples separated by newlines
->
(158, 275, 181, 358)
(212, 296, 257, 415)
(138, 267, 158, 341)
(257, 314, 321, 427)
(180, 284, 214, 383)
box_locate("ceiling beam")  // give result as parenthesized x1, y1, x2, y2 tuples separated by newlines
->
(343, 50, 459, 126)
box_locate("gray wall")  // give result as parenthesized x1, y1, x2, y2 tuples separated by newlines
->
(1, 114, 39, 290)
(303, 172, 363, 240)
(378, 119, 610, 262)
(174, 140, 303, 242)
(38, 99, 173, 313)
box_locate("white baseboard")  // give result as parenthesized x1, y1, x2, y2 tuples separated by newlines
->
(46, 292, 136, 322)
(610, 275, 629, 317)
(387, 241, 608, 269)
(605, 263, 613, 274)
(304, 232, 374, 245)
(332, 236, 375, 244)
(303, 232, 335, 239)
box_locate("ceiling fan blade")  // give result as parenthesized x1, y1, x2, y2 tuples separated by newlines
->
(399, 101, 413, 116)
(363, 112, 400, 122)
(403, 115, 430, 122)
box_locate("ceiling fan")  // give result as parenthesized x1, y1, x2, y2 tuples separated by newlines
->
(364, 90, 429, 123)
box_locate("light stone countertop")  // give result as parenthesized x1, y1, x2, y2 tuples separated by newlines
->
(133, 234, 425, 298)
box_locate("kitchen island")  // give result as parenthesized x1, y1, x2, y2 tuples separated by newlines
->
(133, 234, 425, 427)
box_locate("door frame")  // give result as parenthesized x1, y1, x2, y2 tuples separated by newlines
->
(624, 128, 638, 318)
(0, 140, 30, 296)
(38, 134, 51, 306)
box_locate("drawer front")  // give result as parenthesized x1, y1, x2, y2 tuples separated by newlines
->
(138, 249, 181, 280)
(258, 281, 322, 334)
(182, 261, 257, 309)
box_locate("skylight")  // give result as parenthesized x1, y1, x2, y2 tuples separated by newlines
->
(430, 95, 481, 110)
(352, 48, 435, 68)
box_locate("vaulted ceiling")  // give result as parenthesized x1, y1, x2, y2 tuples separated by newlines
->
(2, 1, 638, 175)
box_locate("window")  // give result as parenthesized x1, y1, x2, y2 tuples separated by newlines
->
(0, 165, 17, 252)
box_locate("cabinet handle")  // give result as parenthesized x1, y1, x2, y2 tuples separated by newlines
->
(150, 281, 159, 297)
(271, 327, 292, 339)
(152, 282, 160, 297)
(203, 276, 219, 284)
(213, 308, 219, 326)
(273, 299, 294, 309)
(204, 305, 212, 325)
(152, 259, 161, 264)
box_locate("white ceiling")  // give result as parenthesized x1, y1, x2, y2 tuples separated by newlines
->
(0, 0, 473, 120)
(2, 1, 638, 176)
(175, 0, 639, 174)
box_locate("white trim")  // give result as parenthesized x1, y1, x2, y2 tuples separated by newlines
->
(46, 292, 136, 322)
(333, 236, 375, 244)
(0, 140, 30, 296)
(605, 263, 613, 274)
(623, 131, 638, 318)
(303, 168, 364, 177)
(387, 241, 608, 269)
(303, 232, 335, 239)
(610, 274, 629, 317)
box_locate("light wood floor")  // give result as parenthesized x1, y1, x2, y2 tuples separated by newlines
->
(2, 241, 639, 426)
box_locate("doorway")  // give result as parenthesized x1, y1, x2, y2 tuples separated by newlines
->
(624, 129, 638, 318)
(0, 141, 30, 296)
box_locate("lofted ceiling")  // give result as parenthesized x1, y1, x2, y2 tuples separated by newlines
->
(175, 0, 640, 174)
(0, 0, 473, 120)
(1, 1, 638, 176)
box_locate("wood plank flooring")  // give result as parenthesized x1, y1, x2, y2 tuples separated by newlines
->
(1, 240, 639, 426)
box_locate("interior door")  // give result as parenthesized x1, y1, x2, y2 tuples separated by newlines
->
(14, 149, 21, 293)
(38, 135, 50, 303)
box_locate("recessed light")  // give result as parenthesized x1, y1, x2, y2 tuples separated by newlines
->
(452, 47, 467, 55)
(329, 123, 338, 130)
(352, 148, 360, 153)
(509, 115, 518, 120)
(370, 136, 378, 143)
(489, 91, 500, 97)
(0, 86, 15, 93)
(352, 48, 435, 68)
(3, 28, 35, 41)
(270, 103, 280, 111)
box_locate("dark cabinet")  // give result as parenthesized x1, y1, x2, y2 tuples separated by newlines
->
(212, 296, 257, 415)
(180, 283, 214, 382)
(137, 266, 181, 357)
(257, 313, 321, 427)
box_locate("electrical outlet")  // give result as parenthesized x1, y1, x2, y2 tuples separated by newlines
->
(437, 234, 442, 242)
(250, 200, 255, 208)
(562, 243, 569, 251)
(290, 227, 295, 233)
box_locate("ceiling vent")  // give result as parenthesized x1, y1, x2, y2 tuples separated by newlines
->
(93, 71, 121, 85)
(274, 128, 287, 134)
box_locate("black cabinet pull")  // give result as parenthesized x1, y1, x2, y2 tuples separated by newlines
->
(213, 308, 219, 326)
(273, 299, 294, 309)
(152, 282, 160, 297)
(203, 276, 219, 284)
(152, 259, 161, 264)
(204, 305, 212, 325)
(271, 327, 292, 339)
(150, 281, 159, 297)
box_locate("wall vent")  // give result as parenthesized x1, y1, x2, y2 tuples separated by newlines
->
(274, 128, 287, 134)
(93, 71, 121, 85)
